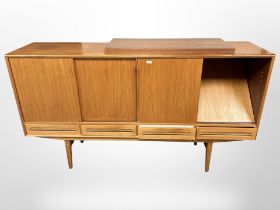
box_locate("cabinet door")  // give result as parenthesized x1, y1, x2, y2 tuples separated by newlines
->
(138, 59, 203, 123)
(75, 59, 136, 121)
(9, 58, 81, 122)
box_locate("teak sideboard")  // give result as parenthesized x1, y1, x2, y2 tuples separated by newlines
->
(5, 39, 275, 172)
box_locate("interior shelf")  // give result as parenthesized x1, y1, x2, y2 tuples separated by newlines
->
(197, 59, 255, 123)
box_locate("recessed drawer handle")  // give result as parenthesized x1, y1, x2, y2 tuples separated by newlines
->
(85, 129, 134, 133)
(142, 132, 192, 136)
(30, 127, 77, 132)
(200, 132, 253, 136)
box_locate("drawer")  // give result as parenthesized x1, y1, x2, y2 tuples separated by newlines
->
(138, 125, 196, 140)
(197, 126, 257, 140)
(81, 124, 137, 138)
(25, 123, 81, 136)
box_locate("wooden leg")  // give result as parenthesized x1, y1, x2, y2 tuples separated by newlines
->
(64, 140, 74, 169)
(205, 142, 213, 172)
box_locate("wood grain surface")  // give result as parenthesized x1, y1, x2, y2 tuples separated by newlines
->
(204, 142, 213, 172)
(5, 57, 27, 134)
(197, 126, 257, 140)
(81, 124, 137, 137)
(138, 124, 196, 140)
(197, 59, 255, 123)
(25, 123, 81, 136)
(104, 38, 235, 55)
(9, 58, 81, 122)
(246, 57, 275, 126)
(75, 59, 137, 121)
(64, 140, 74, 169)
(138, 58, 203, 123)
(6, 42, 274, 58)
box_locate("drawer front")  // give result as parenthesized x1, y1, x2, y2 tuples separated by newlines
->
(81, 124, 136, 138)
(138, 125, 196, 140)
(197, 127, 257, 140)
(25, 123, 81, 136)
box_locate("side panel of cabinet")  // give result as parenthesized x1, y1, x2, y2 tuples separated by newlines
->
(9, 58, 81, 122)
(138, 59, 203, 123)
(75, 59, 137, 121)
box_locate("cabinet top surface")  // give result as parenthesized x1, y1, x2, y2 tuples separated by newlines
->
(6, 40, 274, 58)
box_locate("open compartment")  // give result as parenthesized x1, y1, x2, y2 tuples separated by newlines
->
(197, 58, 273, 124)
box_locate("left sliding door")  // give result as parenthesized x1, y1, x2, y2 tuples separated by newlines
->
(9, 58, 81, 122)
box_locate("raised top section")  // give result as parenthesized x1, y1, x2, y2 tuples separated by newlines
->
(105, 38, 235, 55)
(6, 41, 274, 58)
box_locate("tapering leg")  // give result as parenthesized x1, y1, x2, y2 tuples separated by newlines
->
(64, 140, 74, 169)
(205, 142, 213, 172)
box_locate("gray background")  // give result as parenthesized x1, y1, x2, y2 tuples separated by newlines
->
(0, 0, 279, 209)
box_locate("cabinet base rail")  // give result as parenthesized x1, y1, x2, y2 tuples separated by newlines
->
(64, 140, 214, 172)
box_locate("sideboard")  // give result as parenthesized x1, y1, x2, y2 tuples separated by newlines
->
(5, 38, 275, 171)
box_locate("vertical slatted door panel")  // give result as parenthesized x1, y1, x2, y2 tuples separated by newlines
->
(75, 59, 137, 121)
(138, 59, 203, 123)
(9, 58, 81, 122)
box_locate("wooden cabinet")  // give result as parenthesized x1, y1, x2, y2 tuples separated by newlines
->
(5, 39, 275, 171)
(138, 59, 203, 123)
(9, 58, 81, 122)
(75, 59, 136, 121)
